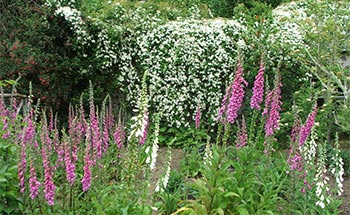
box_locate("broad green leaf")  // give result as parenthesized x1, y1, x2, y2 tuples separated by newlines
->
(237, 187, 244, 197)
(237, 207, 249, 215)
(0, 165, 8, 174)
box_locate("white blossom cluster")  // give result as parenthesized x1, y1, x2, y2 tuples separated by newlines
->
(272, 0, 350, 49)
(203, 141, 212, 166)
(128, 72, 149, 143)
(45, 0, 350, 128)
(45, 0, 76, 8)
(301, 127, 317, 166)
(314, 143, 331, 209)
(126, 19, 247, 127)
(155, 149, 171, 192)
(54, 6, 92, 46)
(145, 118, 160, 171)
(95, 28, 119, 70)
(330, 133, 344, 196)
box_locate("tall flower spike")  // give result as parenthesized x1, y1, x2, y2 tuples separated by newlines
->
(330, 132, 344, 196)
(203, 139, 212, 166)
(145, 116, 160, 171)
(217, 84, 232, 122)
(236, 117, 248, 149)
(88, 82, 101, 162)
(250, 59, 265, 110)
(226, 60, 248, 124)
(82, 130, 92, 192)
(42, 147, 56, 205)
(139, 111, 149, 145)
(107, 95, 115, 130)
(114, 124, 124, 149)
(315, 143, 331, 209)
(29, 160, 41, 200)
(290, 117, 301, 143)
(299, 104, 317, 147)
(128, 71, 149, 145)
(155, 147, 171, 192)
(101, 97, 110, 153)
(18, 144, 26, 193)
(264, 71, 282, 137)
(64, 136, 76, 185)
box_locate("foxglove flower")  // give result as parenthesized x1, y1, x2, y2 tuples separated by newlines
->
(226, 61, 248, 124)
(250, 60, 265, 110)
(139, 111, 149, 145)
(81, 144, 92, 192)
(29, 161, 41, 200)
(236, 117, 248, 149)
(114, 125, 124, 149)
(288, 151, 303, 172)
(101, 108, 109, 153)
(18, 146, 26, 193)
(155, 149, 171, 192)
(330, 133, 344, 196)
(42, 148, 56, 205)
(290, 117, 301, 143)
(40, 113, 53, 152)
(315, 143, 331, 209)
(88, 81, 102, 162)
(299, 104, 317, 146)
(107, 97, 115, 130)
(301, 128, 317, 165)
(145, 118, 160, 171)
(203, 141, 212, 166)
(264, 81, 282, 137)
(64, 141, 76, 185)
(129, 71, 149, 145)
(217, 84, 232, 122)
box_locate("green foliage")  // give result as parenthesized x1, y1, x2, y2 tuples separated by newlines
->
(0, 100, 22, 214)
(155, 170, 185, 214)
(175, 145, 289, 214)
(0, 0, 88, 114)
(0, 137, 21, 215)
(277, 0, 350, 139)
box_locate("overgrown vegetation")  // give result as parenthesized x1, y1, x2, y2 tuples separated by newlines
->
(0, 0, 349, 214)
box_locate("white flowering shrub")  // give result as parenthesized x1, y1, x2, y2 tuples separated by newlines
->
(44, 0, 350, 129)
(126, 19, 247, 127)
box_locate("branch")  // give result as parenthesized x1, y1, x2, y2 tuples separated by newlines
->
(304, 47, 346, 93)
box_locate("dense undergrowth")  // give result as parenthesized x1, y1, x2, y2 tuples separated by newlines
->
(0, 0, 349, 214)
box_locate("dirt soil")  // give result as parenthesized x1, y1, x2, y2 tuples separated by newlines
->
(337, 176, 350, 214)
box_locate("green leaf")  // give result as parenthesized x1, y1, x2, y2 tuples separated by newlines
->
(0, 165, 8, 174)
(224, 192, 239, 198)
(237, 207, 249, 215)
(265, 210, 274, 215)
(237, 187, 244, 197)
(213, 207, 224, 215)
